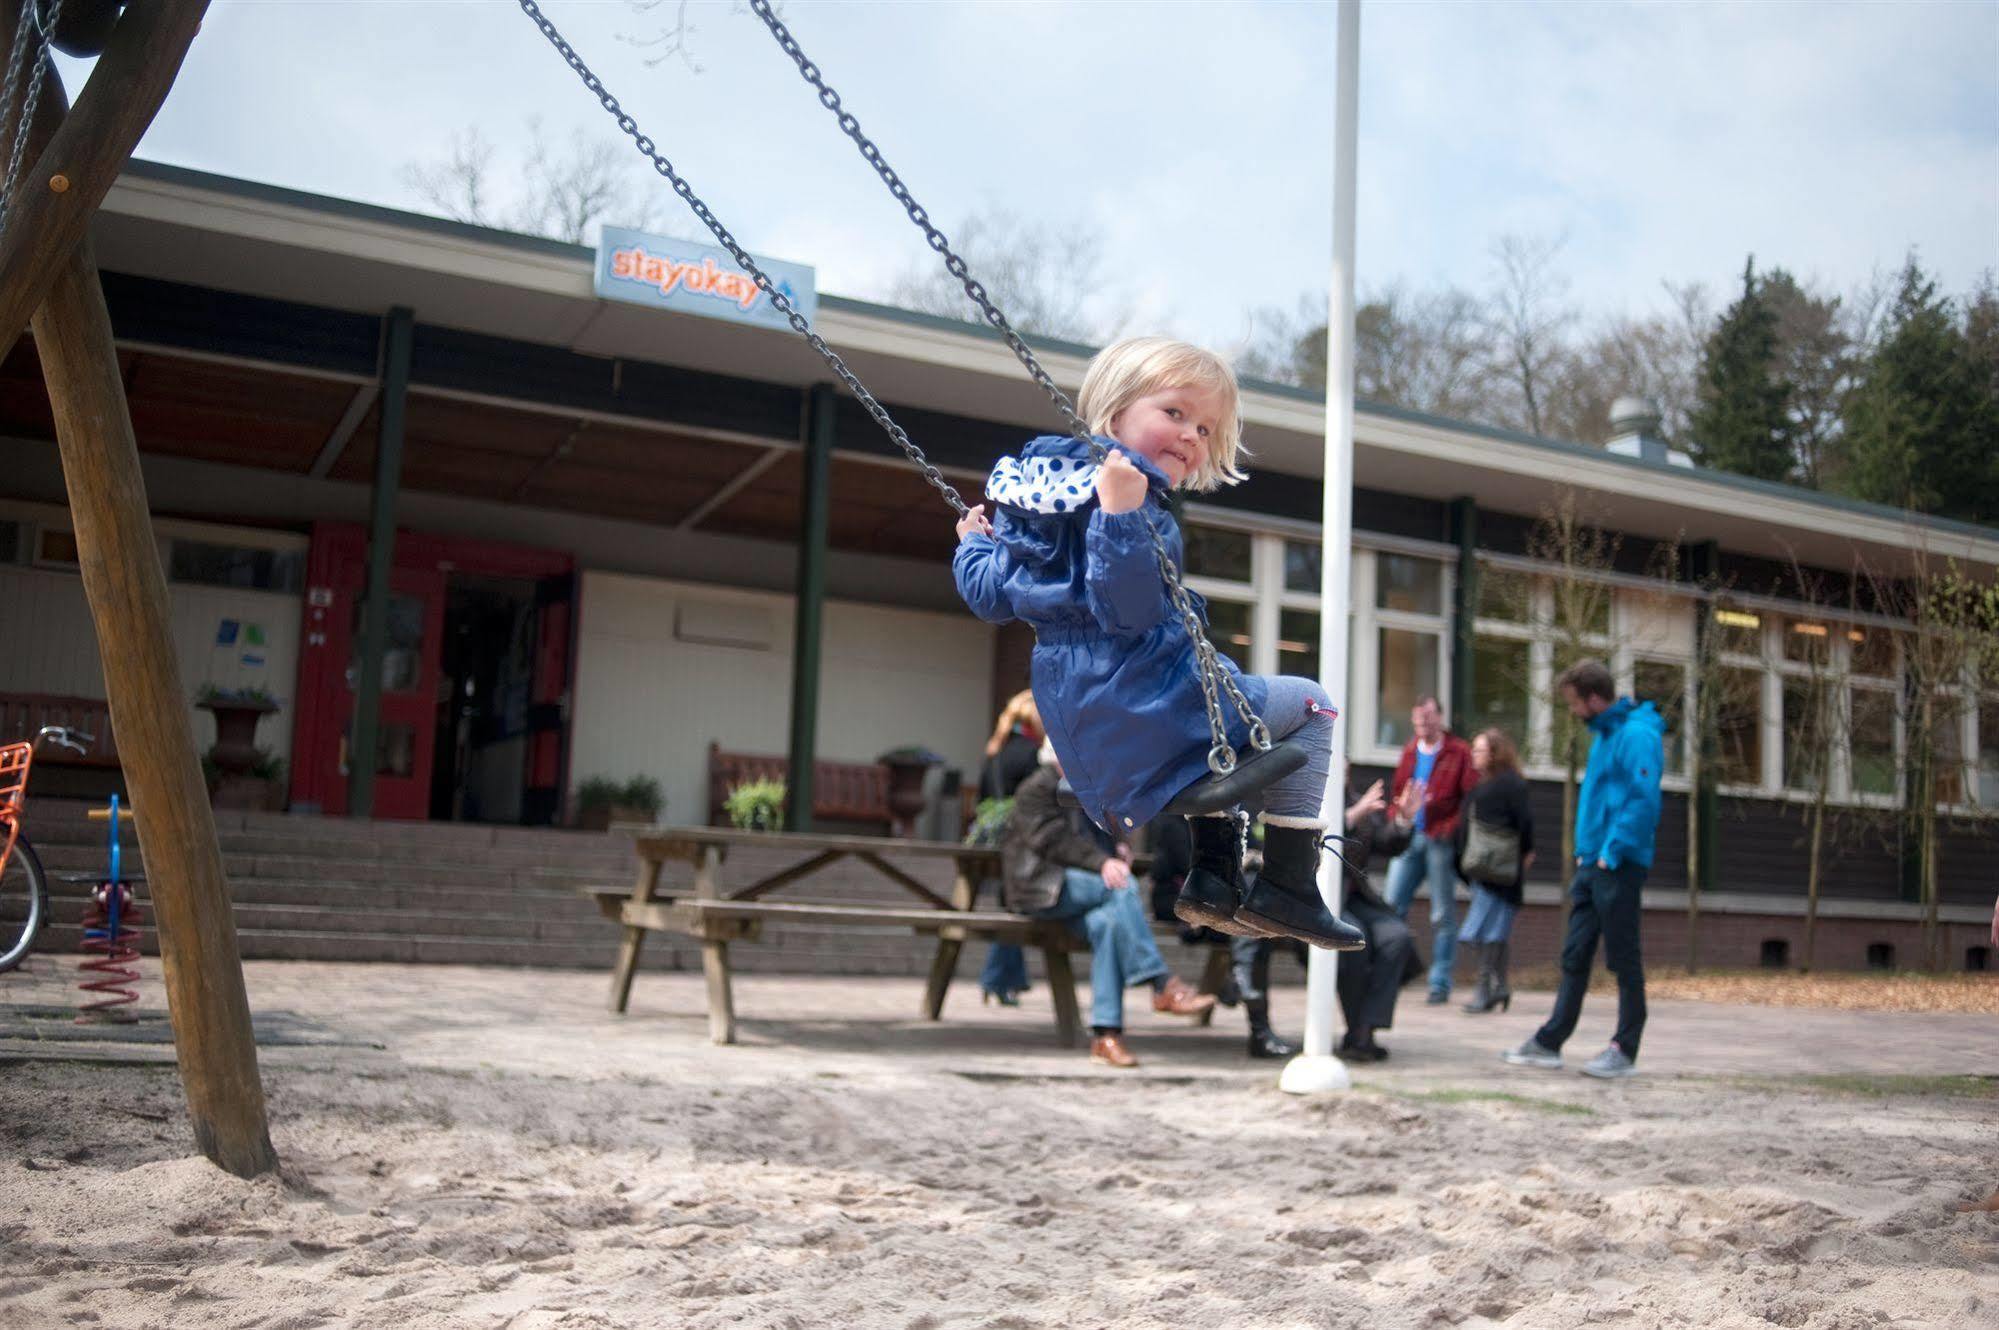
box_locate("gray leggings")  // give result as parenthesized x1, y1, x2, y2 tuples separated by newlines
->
(1243, 673, 1336, 823)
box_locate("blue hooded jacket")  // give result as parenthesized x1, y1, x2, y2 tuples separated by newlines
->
(1573, 698, 1666, 871)
(952, 435, 1267, 836)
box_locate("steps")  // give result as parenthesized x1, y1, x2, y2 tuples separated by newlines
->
(7, 802, 963, 976)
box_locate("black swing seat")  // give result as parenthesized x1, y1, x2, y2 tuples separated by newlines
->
(1054, 736, 1311, 820)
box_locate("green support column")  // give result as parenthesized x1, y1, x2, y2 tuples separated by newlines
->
(1689, 539, 1721, 897)
(1448, 497, 1477, 731)
(348, 306, 414, 819)
(784, 385, 835, 832)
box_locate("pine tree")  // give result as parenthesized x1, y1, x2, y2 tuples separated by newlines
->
(1690, 257, 1794, 481)
(1842, 257, 1998, 522)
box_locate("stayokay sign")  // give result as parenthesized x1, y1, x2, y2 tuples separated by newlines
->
(593, 226, 816, 332)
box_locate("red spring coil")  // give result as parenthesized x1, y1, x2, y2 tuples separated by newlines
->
(77, 880, 143, 1021)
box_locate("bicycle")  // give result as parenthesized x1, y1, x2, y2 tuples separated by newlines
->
(1, 725, 91, 973)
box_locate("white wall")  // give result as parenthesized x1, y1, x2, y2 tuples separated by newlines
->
(571, 571, 994, 826)
(0, 566, 303, 771)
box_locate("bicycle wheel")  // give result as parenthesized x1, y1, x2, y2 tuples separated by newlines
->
(0, 833, 48, 973)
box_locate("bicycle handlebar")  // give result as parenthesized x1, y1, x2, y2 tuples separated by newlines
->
(35, 726, 92, 755)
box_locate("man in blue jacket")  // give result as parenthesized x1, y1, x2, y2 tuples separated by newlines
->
(1504, 659, 1664, 1079)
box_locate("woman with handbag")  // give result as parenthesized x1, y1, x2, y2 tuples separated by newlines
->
(1456, 729, 1535, 1014)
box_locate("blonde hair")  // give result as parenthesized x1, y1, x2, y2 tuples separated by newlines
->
(985, 688, 1042, 758)
(1077, 336, 1247, 491)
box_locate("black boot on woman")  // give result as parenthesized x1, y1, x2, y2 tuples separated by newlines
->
(1244, 997, 1299, 1059)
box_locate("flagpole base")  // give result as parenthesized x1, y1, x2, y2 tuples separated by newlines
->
(1278, 1053, 1354, 1095)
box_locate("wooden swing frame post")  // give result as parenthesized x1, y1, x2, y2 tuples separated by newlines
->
(1, 0, 277, 1178)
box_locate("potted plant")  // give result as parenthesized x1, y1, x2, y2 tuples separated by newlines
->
(575, 774, 665, 831)
(197, 684, 284, 811)
(723, 777, 786, 832)
(877, 745, 944, 838)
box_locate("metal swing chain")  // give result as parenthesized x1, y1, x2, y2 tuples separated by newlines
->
(517, 0, 972, 520)
(515, 0, 1265, 772)
(0, 0, 64, 223)
(741, 0, 1269, 769)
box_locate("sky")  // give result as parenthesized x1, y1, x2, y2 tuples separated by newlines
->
(55, 0, 1999, 351)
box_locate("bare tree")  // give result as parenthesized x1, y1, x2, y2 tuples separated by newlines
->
(884, 204, 1127, 345)
(403, 119, 665, 245)
(1237, 282, 1490, 418)
(1485, 233, 1578, 437)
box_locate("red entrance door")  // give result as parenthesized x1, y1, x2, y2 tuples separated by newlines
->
(291, 523, 574, 822)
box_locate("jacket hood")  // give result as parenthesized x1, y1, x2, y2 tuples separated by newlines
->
(1588, 697, 1661, 737)
(986, 435, 1170, 516)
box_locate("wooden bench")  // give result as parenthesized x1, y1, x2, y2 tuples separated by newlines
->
(0, 693, 118, 768)
(584, 824, 1229, 1048)
(706, 741, 892, 832)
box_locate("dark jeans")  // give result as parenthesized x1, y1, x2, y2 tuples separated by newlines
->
(1337, 893, 1415, 1036)
(1535, 861, 1648, 1059)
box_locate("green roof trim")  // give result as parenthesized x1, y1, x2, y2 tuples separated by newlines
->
(120, 159, 1996, 544)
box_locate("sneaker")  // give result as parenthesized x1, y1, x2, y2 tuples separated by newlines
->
(1580, 1044, 1637, 1079)
(1502, 1037, 1563, 1070)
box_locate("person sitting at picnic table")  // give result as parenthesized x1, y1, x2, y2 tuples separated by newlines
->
(1332, 771, 1423, 1062)
(1002, 741, 1216, 1068)
(976, 688, 1043, 1007)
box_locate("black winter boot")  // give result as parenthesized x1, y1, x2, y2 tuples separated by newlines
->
(1173, 813, 1260, 936)
(1233, 820, 1367, 951)
(1244, 997, 1298, 1059)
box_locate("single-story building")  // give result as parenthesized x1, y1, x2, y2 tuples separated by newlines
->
(3, 161, 1992, 972)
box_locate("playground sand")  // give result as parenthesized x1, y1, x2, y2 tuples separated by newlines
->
(2, 960, 1996, 1329)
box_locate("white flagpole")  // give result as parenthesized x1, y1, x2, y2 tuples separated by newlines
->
(1281, 0, 1361, 1096)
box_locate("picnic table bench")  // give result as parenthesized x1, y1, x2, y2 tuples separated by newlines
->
(584, 825, 1228, 1048)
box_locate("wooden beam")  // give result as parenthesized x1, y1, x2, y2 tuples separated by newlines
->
(307, 380, 380, 479)
(675, 443, 787, 530)
(0, 0, 209, 359)
(35, 236, 276, 1178)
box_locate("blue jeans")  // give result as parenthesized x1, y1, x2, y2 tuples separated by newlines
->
(1034, 867, 1168, 1030)
(1244, 674, 1336, 821)
(1385, 829, 1461, 995)
(978, 943, 1029, 997)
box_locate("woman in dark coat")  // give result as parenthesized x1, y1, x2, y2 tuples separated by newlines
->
(976, 690, 1041, 1005)
(1332, 773, 1423, 1060)
(1455, 728, 1535, 1014)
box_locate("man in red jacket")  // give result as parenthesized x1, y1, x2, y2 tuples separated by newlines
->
(1384, 695, 1478, 1003)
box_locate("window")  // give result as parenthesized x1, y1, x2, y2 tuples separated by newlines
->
(1470, 637, 1531, 748)
(1376, 554, 1442, 615)
(1761, 939, 1789, 968)
(1713, 607, 1764, 658)
(1183, 524, 1251, 582)
(1970, 946, 1991, 973)
(1476, 567, 1535, 624)
(1865, 942, 1895, 970)
(1782, 678, 1833, 792)
(1377, 627, 1441, 748)
(1979, 699, 1999, 809)
(1633, 659, 1687, 777)
(1204, 597, 1254, 668)
(1928, 693, 1965, 806)
(1847, 627, 1894, 678)
(1278, 608, 1320, 683)
(1849, 689, 1898, 797)
(34, 526, 79, 569)
(169, 540, 305, 594)
(1283, 540, 1320, 594)
(1782, 617, 1832, 666)
(1714, 665, 1763, 785)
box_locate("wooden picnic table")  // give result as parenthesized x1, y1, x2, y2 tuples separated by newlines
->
(588, 825, 1094, 1046)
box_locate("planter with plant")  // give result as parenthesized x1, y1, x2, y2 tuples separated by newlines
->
(575, 774, 666, 831)
(724, 777, 786, 832)
(876, 745, 944, 837)
(196, 684, 285, 811)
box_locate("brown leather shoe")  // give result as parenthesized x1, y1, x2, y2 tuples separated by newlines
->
(1090, 1034, 1139, 1068)
(1151, 976, 1219, 1018)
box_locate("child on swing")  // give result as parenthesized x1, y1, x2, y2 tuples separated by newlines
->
(953, 337, 1364, 951)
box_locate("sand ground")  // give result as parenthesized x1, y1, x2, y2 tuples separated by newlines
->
(2, 954, 1996, 1330)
